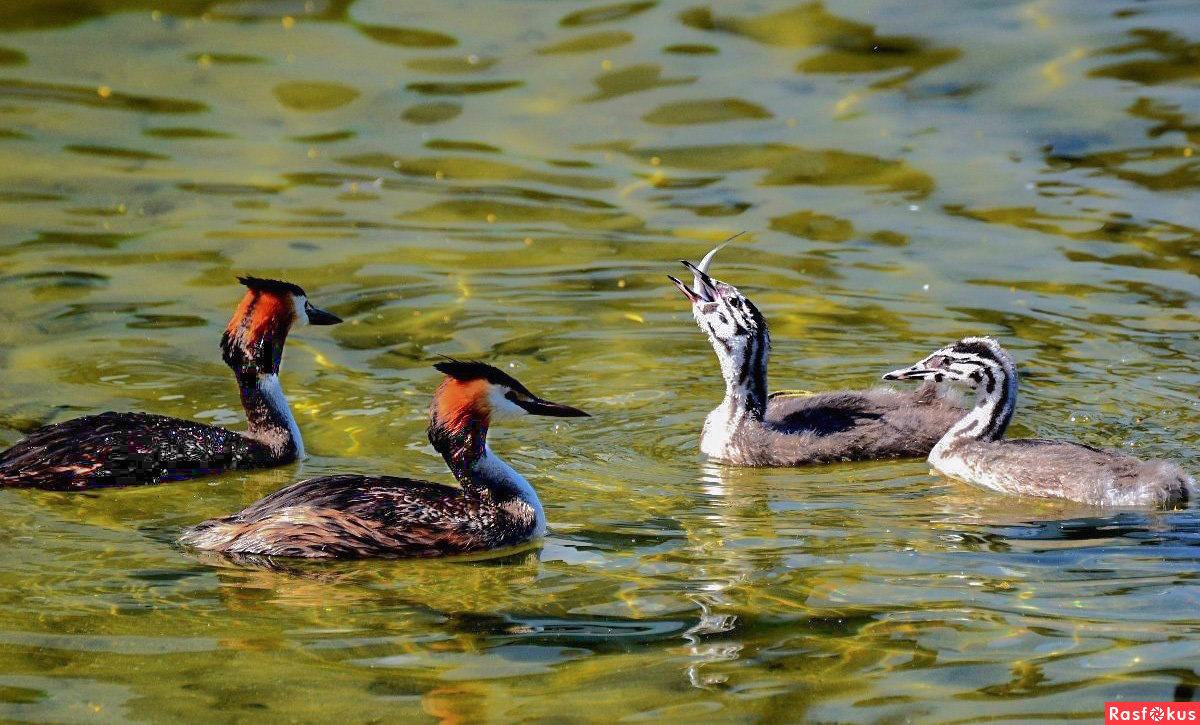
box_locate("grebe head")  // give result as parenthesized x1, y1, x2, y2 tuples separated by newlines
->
(431, 359, 590, 426)
(668, 245, 769, 384)
(222, 276, 342, 375)
(427, 360, 589, 475)
(883, 336, 1016, 389)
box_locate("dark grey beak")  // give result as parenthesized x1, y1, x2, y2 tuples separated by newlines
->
(669, 239, 735, 304)
(515, 396, 591, 418)
(675, 260, 719, 303)
(883, 365, 934, 381)
(667, 274, 700, 303)
(306, 304, 343, 326)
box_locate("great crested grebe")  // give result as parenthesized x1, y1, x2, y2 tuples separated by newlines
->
(668, 245, 964, 466)
(884, 336, 1195, 507)
(179, 360, 589, 559)
(0, 276, 342, 490)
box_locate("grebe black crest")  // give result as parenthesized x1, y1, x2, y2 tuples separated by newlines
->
(668, 244, 965, 466)
(884, 336, 1195, 507)
(179, 360, 589, 559)
(0, 276, 342, 490)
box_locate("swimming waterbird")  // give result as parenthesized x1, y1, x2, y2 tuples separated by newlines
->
(0, 277, 341, 490)
(179, 360, 589, 558)
(884, 336, 1194, 507)
(668, 246, 964, 466)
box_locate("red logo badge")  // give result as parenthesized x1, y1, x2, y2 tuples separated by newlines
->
(1106, 704, 1200, 723)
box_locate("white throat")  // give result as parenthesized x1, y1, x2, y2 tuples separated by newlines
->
(701, 400, 751, 458)
(703, 327, 768, 438)
(931, 375, 1016, 462)
(479, 445, 545, 536)
(291, 295, 309, 326)
(257, 373, 305, 458)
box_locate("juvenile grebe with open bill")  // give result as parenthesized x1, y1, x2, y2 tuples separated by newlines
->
(668, 246, 964, 466)
(179, 360, 589, 559)
(884, 336, 1194, 507)
(0, 276, 342, 490)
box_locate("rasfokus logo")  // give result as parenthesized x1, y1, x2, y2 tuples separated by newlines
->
(1106, 703, 1200, 722)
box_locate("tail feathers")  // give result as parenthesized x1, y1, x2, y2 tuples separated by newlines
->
(1150, 462, 1196, 508)
(1119, 459, 1196, 508)
(179, 507, 406, 558)
(178, 518, 243, 551)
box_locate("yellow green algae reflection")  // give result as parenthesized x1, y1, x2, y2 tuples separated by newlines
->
(0, 0, 1197, 722)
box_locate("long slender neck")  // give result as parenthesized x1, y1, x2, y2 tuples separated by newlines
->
(221, 293, 302, 460)
(429, 412, 489, 485)
(427, 409, 545, 527)
(932, 363, 1017, 457)
(235, 368, 303, 459)
(713, 330, 769, 424)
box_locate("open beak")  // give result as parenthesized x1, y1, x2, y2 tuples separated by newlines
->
(667, 239, 733, 304)
(684, 260, 720, 300)
(515, 396, 591, 418)
(667, 274, 700, 303)
(882, 365, 935, 381)
(668, 259, 720, 304)
(306, 305, 343, 326)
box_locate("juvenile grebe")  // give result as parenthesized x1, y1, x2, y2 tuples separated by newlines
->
(884, 336, 1194, 507)
(668, 246, 964, 466)
(0, 277, 342, 490)
(179, 360, 589, 559)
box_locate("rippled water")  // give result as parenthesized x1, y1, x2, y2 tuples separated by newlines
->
(0, 0, 1199, 721)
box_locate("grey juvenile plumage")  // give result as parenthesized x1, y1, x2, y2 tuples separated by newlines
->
(0, 277, 342, 490)
(668, 246, 965, 466)
(180, 360, 590, 559)
(884, 336, 1195, 507)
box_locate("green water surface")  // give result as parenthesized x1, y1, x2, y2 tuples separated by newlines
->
(0, 0, 1199, 722)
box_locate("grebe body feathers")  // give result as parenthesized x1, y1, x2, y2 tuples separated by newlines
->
(670, 249, 964, 467)
(180, 361, 588, 559)
(884, 336, 1194, 507)
(0, 277, 341, 490)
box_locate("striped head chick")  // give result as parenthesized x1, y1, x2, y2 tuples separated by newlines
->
(883, 336, 1019, 445)
(428, 360, 589, 479)
(884, 337, 1195, 508)
(669, 245, 770, 419)
(221, 276, 342, 377)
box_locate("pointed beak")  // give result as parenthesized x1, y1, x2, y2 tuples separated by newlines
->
(305, 304, 343, 326)
(668, 239, 737, 304)
(883, 365, 934, 381)
(667, 274, 700, 303)
(515, 395, 590, 418)
(670, 260, 720, 304)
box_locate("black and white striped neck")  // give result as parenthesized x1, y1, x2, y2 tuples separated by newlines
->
(933, 354, 1018, 455)
(713, 326, 769, 423)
